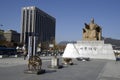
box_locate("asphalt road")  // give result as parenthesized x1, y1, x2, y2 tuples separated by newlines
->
(0, 57, 120, 80)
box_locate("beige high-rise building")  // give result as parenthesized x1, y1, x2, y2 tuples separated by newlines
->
(20, 6, 56, 46)
(4, 30, 20, 42)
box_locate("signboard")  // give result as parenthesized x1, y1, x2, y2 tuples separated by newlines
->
(49, 44, 54, 48)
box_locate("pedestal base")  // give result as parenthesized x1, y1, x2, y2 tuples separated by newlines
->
(24, 69, 45, 75)
(48, 65, 63, 69)
(63, 41, 116, 60)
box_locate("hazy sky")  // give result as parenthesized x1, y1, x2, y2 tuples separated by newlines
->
(0, 0, 120, 43)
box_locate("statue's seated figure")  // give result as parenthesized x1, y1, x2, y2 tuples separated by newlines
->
(82, 18, 102, 41)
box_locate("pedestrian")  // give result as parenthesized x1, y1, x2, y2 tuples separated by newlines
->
(22, 44, 28, 60)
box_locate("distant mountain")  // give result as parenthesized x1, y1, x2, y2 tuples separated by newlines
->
(58, 41, 76, 45)
(104, 38, 120, 47)
(58, 38, 120, 47)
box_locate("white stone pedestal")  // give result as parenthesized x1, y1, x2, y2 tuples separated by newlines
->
(62, 40, 116, 60)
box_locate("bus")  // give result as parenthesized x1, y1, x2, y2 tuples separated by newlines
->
(0, 46, 17, 56)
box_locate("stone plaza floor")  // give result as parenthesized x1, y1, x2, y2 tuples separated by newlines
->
(0, 57, 120, 80)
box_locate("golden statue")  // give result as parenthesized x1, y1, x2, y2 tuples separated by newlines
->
(82, 18, 102, 40)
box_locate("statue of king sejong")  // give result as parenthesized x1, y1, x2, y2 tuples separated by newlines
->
(82, 18, 102, 41)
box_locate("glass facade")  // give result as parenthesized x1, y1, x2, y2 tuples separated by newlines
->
(21, 6, 56, 46)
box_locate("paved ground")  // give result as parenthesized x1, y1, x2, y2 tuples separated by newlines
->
(0, 57, 120, 80)
(98, 61, 120, 80)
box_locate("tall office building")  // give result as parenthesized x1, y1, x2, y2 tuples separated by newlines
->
(20, 6, 56, 46)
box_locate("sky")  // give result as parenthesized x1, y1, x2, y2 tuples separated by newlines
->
(0, 0, 120, 43)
